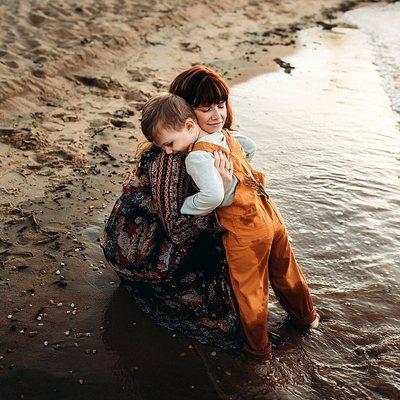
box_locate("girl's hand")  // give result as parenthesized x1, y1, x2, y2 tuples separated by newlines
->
(214, 150, 233, 190)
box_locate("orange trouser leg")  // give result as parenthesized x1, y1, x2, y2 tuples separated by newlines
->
(223, 232, 272, 359)
(268, 224, 317, 326)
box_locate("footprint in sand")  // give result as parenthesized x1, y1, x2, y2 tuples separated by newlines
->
(3, 61, 19, 69)
(28, 12, 48, 26)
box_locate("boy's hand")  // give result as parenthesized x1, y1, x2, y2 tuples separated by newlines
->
(214, 150, 233, 190)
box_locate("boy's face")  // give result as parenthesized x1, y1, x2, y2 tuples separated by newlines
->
(154, 118, 200, 155)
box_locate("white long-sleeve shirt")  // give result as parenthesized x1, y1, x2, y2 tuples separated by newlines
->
(181, 131, 256, 216)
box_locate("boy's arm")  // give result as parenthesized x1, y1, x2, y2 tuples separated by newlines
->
(181, 151, 225, 216)
(231, 133, 257, 161)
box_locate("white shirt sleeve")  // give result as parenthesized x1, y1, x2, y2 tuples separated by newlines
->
(231, 133, 257, 161)
(181, 151, 225, 215)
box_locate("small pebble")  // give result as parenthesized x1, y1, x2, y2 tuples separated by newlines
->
(43, 341, 49, 347)
(57, 302, 63, 307)
(7, 315, 13, 319)
(79, 379, 84, 385)
(211, 351, 216, 356)
(55, 270, 61, 275)
(65, 331, 70, 336)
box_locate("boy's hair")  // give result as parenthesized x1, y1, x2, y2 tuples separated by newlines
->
(168, 65, 234, 129)
(141, 92, 196, 142)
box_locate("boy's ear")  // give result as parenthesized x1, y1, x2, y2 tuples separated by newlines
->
(184, 118, 195, 131)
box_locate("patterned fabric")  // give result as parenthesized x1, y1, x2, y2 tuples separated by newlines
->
(101, 146, 243, 350)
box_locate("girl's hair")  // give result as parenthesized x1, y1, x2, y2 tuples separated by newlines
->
(168, 65, 234, 129)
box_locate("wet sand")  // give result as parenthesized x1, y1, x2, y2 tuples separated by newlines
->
(1, 1, 399, 399)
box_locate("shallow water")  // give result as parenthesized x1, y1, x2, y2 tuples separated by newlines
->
(230, 12, 400, 400)
(78, 6, 400, 400)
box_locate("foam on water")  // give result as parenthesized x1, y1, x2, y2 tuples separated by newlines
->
(345, 2, 400, 113)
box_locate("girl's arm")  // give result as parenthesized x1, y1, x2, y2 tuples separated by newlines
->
(231, 133, 257, 161)
(181, 151, 225, 216)
(148, 151, 212, 245)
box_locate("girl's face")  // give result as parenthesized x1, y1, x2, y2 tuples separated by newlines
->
(194, 101, 227, 134)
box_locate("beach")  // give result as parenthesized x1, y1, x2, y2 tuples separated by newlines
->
(1, 1, 399, 399)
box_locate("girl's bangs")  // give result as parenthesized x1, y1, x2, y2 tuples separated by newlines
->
(192, 77, 229, 107)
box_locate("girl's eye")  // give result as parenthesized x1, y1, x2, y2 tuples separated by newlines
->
(218, 103, 225, 109)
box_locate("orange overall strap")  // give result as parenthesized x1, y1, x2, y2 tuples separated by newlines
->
(223, 130, 246, 155)
(223, 131, 254, 177)
(191, 140, 229, 156)
(223, 131, 269, 197)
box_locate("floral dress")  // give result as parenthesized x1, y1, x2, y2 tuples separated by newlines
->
(101, 147, 243, 350)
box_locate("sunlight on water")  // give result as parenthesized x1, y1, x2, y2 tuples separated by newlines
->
(231, 20, 400, 399)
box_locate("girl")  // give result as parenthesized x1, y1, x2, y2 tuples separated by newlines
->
(142, 65, 320, 360)
(102, 72, 243, 351)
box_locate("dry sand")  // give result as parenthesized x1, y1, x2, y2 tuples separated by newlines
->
(0, 0, 395, 398)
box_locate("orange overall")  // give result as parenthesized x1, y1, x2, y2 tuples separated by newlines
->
(191, 131, 317, 359)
